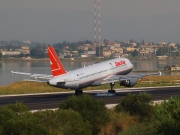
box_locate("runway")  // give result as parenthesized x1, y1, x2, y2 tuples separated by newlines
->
(0, 86, 180, 110)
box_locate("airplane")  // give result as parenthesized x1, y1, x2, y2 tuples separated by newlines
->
(11, 46, 160, 95)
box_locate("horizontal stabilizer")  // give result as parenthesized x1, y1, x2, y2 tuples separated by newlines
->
(11, 70, 31, 75)
(11, 70, 52, 80)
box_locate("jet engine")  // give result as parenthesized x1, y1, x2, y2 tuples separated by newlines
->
(120, 78, 138, 87)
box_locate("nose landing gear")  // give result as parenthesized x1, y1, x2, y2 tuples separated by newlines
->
(108, 82, 116, 94)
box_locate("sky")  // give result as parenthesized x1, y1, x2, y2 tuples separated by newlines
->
(0, 0, 180, 44)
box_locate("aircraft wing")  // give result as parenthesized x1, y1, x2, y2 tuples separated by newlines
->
(11, 70, 53, 80)
(100, 72, 161, 84)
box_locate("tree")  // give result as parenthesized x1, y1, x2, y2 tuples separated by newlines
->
(115, 92, 154, 118)
(30, 48, 38, 57)
(0, 52, 2, 59)
(96, 46, 100, 57)
(100, 45, 103, 57)
(62, 41, 67, 46)
(156, 47, 169, 56)
(0, 102, 32, 135)
(141, 39, 145, 45)
(54, 48, 60, 55)
(154, 96, 180, 135)
(119, 96, 180, 135)
(19, 52, 26, 58)
(0, 102, 29, 124)
(2, 112, 49, 135)
(34, 109, 92, 135)
(59, 94, 110, 135)
(131, 50, 139, 57)
(30, 48, 46, 58)
(0, 103, 92, 135)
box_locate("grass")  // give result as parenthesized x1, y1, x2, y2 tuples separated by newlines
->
(141, 75, 180, 82)
(0, 81, 67, 95)
(0, 75, 180, 95)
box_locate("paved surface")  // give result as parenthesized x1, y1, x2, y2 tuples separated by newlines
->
(0, 86, 180, 110)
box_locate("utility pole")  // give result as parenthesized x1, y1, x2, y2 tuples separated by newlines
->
(94, 0, 101, 57)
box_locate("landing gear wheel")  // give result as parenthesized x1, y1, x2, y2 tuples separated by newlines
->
(108, 83, 116, 94)
(108, 90, 116, 94)
(79, 90, 83, 94)
(75, 89, 83, 96)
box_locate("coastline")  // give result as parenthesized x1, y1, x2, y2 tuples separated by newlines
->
(1, 57, 180, 62)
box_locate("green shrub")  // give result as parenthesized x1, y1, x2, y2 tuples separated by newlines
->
(154, 96, 180, 135)
(2, 112, 48, 135)
(0, 102, 29, 125)
(119, 121, 157, 135)
(35, 109, 92, 135)
(0, 103, 92, 135)
(0, 103, 47, 135)
(120, 96, 180, 135)
(115, 92, 154, 118)
(59, 94, 110, 135)
(100, 110, 139, 135)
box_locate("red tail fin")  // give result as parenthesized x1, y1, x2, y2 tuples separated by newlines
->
(48, 46, 67, 76)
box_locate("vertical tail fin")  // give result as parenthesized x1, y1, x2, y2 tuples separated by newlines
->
(48, 46, 67, 76)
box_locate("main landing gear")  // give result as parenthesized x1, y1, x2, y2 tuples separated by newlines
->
(75, 83, 116, 96)
(75, 89, 83, 96)
(108, 83, 116, 94)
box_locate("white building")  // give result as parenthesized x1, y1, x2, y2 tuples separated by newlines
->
(1, 51, 21, 55)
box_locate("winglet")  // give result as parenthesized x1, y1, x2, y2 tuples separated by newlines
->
(48, 46, 67, 76)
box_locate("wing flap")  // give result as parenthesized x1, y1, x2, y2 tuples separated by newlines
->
(100, 72, 161, 84)
(99, 75, 120, 84)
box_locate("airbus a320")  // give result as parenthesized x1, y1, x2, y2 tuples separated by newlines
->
(12, 46, 160, 95)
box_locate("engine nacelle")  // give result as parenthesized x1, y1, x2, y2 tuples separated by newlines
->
(120, 78, 138, 87)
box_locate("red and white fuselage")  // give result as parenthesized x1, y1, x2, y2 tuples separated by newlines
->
(11, 46, 159, 94)
(48, 46, 133, 89)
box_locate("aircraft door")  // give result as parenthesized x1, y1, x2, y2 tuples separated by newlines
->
(71, 74, 79, 88)
(108, 63, 113, 74)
